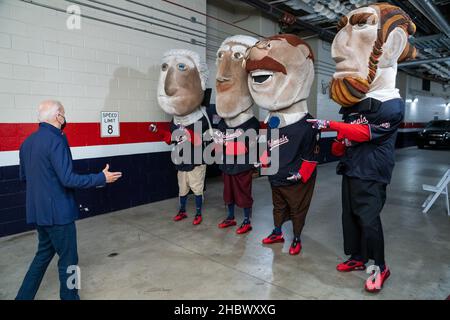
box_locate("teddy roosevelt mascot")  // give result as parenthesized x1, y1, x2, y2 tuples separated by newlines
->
(308, 3, 416, 292)
(245, 34, 320, 255)
(213, 35, 260, 235)
(152, 49, 212, 226)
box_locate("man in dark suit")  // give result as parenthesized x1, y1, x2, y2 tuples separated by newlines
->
(16, 100, 122, 300)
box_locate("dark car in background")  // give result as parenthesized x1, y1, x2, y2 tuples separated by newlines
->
(417, 120, 450, 149)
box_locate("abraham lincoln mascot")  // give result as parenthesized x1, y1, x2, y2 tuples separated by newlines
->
(309, 3, 416, 292)
(152, 49, 211, 226)
(245, 34, 320, 255)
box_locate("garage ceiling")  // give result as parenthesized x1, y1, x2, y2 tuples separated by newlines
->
(242, 0, 450, 84)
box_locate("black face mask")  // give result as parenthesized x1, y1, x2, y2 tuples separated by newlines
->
(58, 114, 67, 131)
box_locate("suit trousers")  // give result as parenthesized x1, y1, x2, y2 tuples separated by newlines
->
(16, 222, 79, 300)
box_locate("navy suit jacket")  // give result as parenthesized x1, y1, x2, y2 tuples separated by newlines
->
(20, 123, 106, 226)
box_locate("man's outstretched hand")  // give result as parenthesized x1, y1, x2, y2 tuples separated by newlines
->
(103, 164, 122, 183)
(307, 119, 330, 130)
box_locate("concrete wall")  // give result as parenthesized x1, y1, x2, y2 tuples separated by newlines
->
(402, 75, 450, 123)
(0, 0, 207, 125)
(0, 0, 211, 236)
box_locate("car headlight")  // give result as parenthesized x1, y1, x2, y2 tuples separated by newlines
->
(445, 132, 450, 139)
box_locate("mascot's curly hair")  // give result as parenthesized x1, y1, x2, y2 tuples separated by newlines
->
(331, 2, 416, 107)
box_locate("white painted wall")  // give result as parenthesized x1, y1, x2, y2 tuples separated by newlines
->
(306, 37, 342, 121)
(0, 0, 207, 124)
(403, 76, 450, 123)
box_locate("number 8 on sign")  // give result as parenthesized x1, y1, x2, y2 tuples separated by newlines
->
(101, 111, 120, 137)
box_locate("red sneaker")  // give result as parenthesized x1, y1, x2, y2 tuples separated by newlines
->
(193, 215, 202, 225)
(336, 259, 366, 272)
(289, 241, 302, 255)
(365, 266, 391, 293)
(236, 222, 252, 234)
(218, 219, 237, 229)
(262, 232, 284, 244)
(173, 212, 187, 221)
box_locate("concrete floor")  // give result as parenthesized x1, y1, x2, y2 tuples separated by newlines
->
(1, 147, 449, 300)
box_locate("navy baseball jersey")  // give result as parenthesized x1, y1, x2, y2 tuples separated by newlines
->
(337, 98, 405, 184)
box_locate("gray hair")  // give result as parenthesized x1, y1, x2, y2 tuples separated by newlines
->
(163, 49, 208, 90)
(37, 100, 64, 123)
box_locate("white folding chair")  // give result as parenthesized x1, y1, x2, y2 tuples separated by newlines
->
(422, 169, 450, 216)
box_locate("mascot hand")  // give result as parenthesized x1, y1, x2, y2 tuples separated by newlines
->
(286, 172, 302, 182)
(149, 124, 158, 133)
(331, 139, 346, 157)
(258, 150, 270, 168)
(212, 132, 224, 145)
(307, 119, 330, 130)
(187, 129, 202, 146)
(149, 124, 172, 145)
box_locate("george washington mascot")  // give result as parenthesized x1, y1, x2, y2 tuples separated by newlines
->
(152, 49, 212, 226)
(308, 3, 416, 292)
(214, 35, 260, 235)
(245, 34, 320, 255)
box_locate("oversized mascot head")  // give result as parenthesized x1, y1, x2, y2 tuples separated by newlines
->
(216, 35, 258, 119)
(245, 34, 315, 112)
(157, 49, 208, 116)
(331, 3, 416, 107)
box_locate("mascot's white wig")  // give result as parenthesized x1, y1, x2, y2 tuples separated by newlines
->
(163, 49, 208, 90)
(219, 35, 259, 51)
(217, 35, 259, 67)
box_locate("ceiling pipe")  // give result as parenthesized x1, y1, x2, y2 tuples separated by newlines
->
(431, 63, 450, 78)
(408, 0, 450, 37)
(287, 0, 348, 22)
(399, 56, 450, 67)
(244, 0, 448, 82)
(284, 0, 314, 13)
(419, 51, 450, 79)
(407, 0, 450, 79)
(240, 0, 336, 42)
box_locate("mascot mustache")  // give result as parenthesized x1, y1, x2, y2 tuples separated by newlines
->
(245, 56, 287, 75)
(330, 76, 370, 108)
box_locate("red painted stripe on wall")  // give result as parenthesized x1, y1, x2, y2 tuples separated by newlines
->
(0, 121, 428, 152)
(0, 122, 170, 152)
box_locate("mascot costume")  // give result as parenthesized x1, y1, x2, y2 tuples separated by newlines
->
(153, 49, 212, 226)
(308, 3, 416, 292)
(214, 35, 260, 235)
(245, 34, 320, 255)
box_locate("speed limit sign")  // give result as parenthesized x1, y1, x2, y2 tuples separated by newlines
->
(101, 111, 120, 137)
